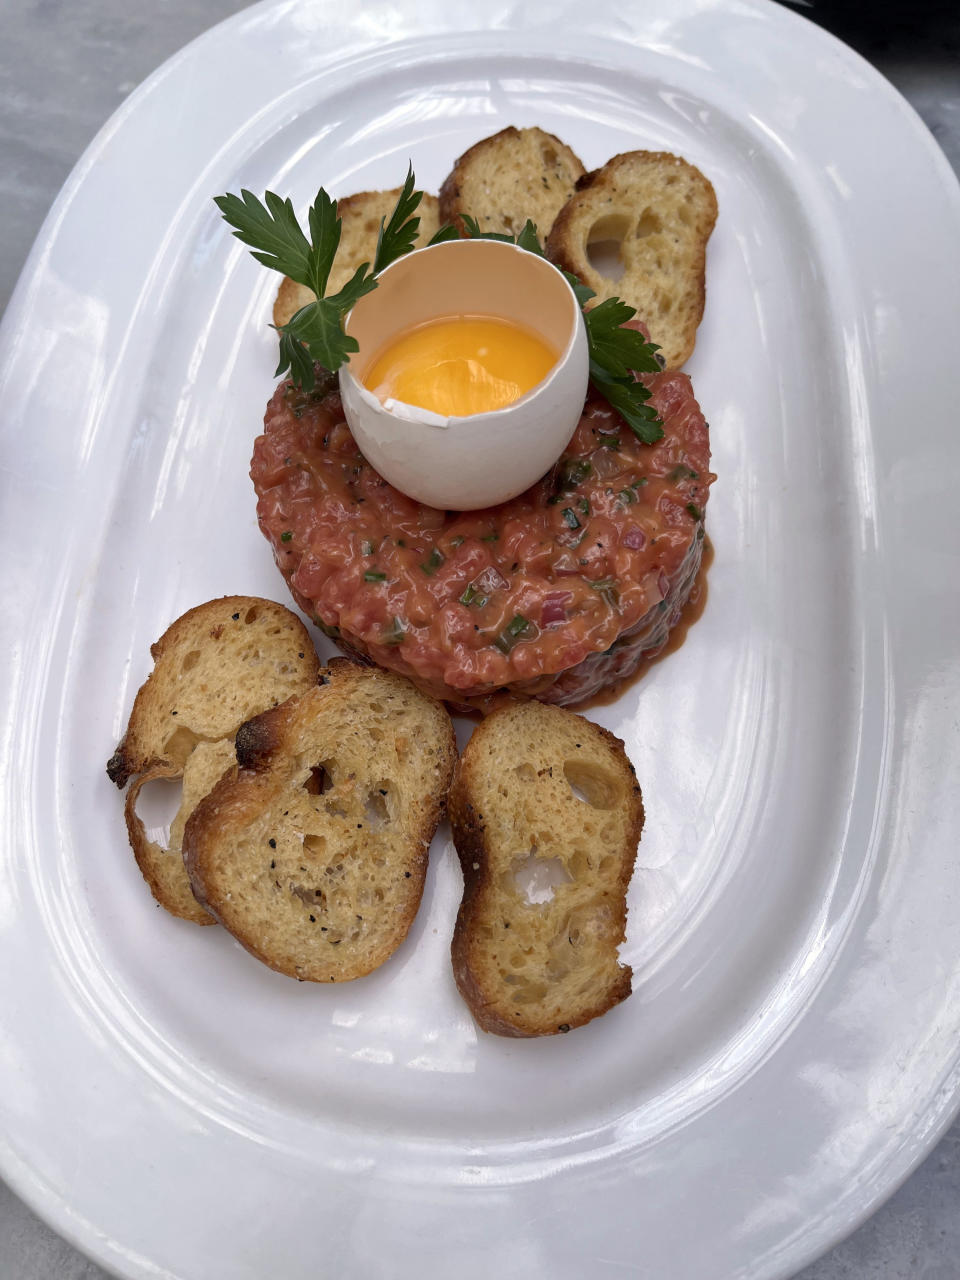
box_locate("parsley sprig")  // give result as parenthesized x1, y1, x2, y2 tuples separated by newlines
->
(215, 167, 424, 391)
(215, 167, 664, 439)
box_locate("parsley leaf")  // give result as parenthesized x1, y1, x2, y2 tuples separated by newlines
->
(214, 188, 340, 299)
(275, 324, 319, 390)
(560, 271, 596, 308)
(589, 366, 664, 444)
(457, 213, 516, 243)
(581, 300, 664, 441)
(373, 164, 422, 274)
(427, 224, 461, 246)
(274, 300, 359, 390)
(326, 262, 378, 312)
(515, 219, 545, 256)
(584, 297, 662, 377)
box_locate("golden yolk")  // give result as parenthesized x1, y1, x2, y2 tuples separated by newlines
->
(362, 315, 558, 417)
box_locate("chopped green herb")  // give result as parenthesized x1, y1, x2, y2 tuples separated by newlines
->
(561, 507, 581, 529)
(364, 570, 387, 582)
(420, 547, 445, 575)
(578, 497, 590, 516)
(557, 458, 592, 491)
(602, 437, 621, 450)
(618, 476, 649, 506)
(686, 502, 702, 521)
(459, 575, 491, 608)
(380, 617, 406, 645)
(449, 534, 465, 548)
(481, 531, 499, 543)
(493, 614, 531, 654)
(669, 464, 700, 481)
(280, 530, 293, 543)
(589, 578, 620, 608)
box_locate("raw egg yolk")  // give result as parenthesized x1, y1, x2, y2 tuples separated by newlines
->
(363, 315, 558, 417)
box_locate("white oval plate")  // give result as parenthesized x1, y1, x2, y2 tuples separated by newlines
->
(1, 2, 959, 1277)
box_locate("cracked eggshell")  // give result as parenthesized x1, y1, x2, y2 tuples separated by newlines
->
(339, 239, 589, 511)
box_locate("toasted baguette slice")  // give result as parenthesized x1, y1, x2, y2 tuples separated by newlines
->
(273, 190, 441, 328)
(183, 660, 457, 982)
(449, 702, 644, 1037)
(107, 597, 320, 923)
(438, 126, 585, 239)
(547, 150, 718, 369)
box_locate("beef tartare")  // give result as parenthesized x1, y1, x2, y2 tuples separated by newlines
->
(251, 370, 713, 708)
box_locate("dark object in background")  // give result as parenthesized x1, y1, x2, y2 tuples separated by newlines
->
(777, 0, 958, 56)
(776, 0, 959, 171)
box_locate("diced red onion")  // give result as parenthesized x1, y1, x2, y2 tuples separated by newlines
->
(622, 526, 646, 550)
(541, 591, 573, 626)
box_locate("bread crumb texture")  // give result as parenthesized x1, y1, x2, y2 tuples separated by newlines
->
(183, 660, 456, 981)
(449, 701, 644, 1036)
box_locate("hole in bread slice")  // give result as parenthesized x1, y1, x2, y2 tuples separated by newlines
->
(509, 847, 574, 906)
(635, 207, 663, 239)
(134, 773, 184, 845)
(290, 881, 326, 911)
(586, 212, 631, 283)
(303, 764, 332, 796)
(363, 784, 395, 831)
(564, 760, 622, 810)
(162, 725, 201, 768)
(586, 239, 625, 282)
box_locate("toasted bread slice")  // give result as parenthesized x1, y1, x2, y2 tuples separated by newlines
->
(547, 150, 718, 369)
(107, 597, 320, 923)
(438, 126, 585, 239)
(448, 701, 644, 1037)
(183, 660, 457, 982)
(272, 190, 441, 328)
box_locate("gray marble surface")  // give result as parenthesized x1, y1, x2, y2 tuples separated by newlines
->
(1, 1, 958, 1277)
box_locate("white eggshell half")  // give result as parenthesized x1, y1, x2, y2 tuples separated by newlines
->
(339, 239, 589, 511)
